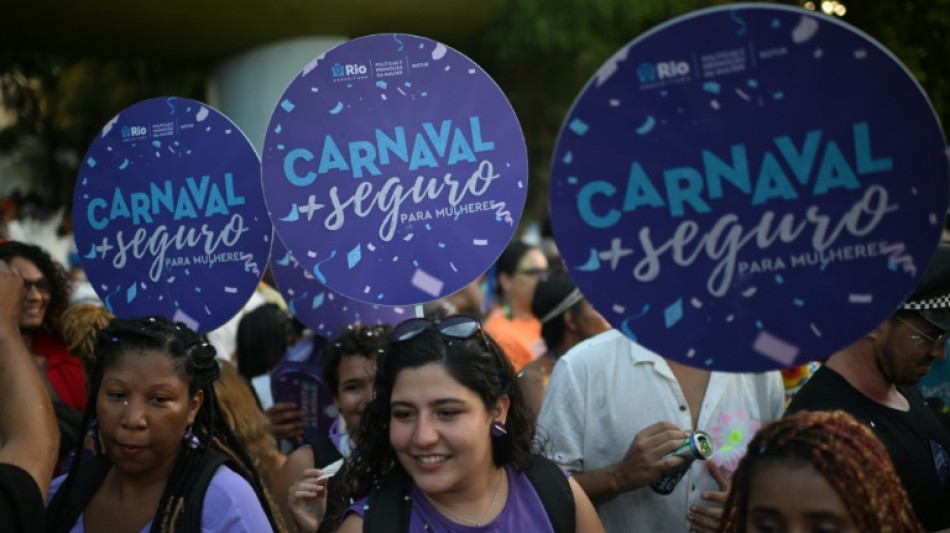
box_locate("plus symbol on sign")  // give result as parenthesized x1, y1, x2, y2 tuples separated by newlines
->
(96, 237, 114, 259)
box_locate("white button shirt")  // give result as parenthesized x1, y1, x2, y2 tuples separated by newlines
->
(537, 329, 784, 533)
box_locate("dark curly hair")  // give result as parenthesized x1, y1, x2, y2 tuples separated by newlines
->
(329, 319, 537, 524)
(0, 240, 71, 336)
(718, 410, 923, 533)
(46, 316, 286, 533)
(322, 323, 391, 397)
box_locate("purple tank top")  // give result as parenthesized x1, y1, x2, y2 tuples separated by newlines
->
(344, 463, 559, 532)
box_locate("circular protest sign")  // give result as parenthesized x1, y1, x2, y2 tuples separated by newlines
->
(261, 33, 528, 306)
(550, 5, 949, 372)
(73, 97, 272, 333)
(269, 238, 413, 338)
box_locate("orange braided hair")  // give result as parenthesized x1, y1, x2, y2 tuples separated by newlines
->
(718, 410, 923, 533)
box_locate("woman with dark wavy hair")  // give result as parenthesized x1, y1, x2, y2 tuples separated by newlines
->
(46, 316, 285, 532)
(0, 240, 82, 411)
(322, 315, 603, 532)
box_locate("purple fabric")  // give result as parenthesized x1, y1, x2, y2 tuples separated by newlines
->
(344, 463, 559, 532)
(328, 417, 343, 453)
(47, 464, 273, 532)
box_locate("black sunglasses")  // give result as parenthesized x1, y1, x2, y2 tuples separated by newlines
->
(392, 314, 487, 343)
(392, 315, 505, 362)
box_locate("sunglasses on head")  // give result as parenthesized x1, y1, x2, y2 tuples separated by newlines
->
(392, 315, 504, 365)
(392, 314, 487, 343)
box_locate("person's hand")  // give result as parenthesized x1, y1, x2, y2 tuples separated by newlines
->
(610, 421, 690, 492)
(289, 468, 328, 533)
(687, 461, 731, 533)
(266, 402, 305, 441)
(0, 259, 25, 333)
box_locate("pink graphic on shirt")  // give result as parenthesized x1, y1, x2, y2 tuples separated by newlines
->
(708, 408, 761, 477)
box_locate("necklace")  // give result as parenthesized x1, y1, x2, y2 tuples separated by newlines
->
(426, 468, 506, 527)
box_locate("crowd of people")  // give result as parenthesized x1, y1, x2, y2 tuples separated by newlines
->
(0, 217, 949, 532)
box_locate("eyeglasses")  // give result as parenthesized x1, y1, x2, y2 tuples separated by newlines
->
(516, 267, 547, 277)
(23, 278, 50, 294)
(895, 316, 950, 349)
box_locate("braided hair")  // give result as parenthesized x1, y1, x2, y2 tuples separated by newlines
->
(47, 316, 286, 533)
(718, 410, 923, 533)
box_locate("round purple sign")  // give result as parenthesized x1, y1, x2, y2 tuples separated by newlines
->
(270, 238, 413, 338)
(73, 97, 272, 333)
(261, 34, 528, 306)
(550, 5, 949, 372)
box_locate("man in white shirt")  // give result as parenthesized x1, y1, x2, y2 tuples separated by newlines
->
(538, 329, 784, 532)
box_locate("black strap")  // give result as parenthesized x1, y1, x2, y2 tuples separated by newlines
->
(362, 455, 574, 533)
(46, 453, 231, 533)
(524, 455, 575, 533)
(46, 454, 112, 533)
(181, 453, 231, 532)
(311, 435, 344, 469)
(364, 469, 412, 533)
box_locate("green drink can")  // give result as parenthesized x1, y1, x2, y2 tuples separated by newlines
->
(649, 430, 716, 495)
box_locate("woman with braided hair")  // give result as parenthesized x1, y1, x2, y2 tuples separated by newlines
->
(45, 315, 285, 532)
(717, 410, 923, 533)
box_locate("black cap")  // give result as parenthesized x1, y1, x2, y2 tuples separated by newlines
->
(900, 243, 950, 331)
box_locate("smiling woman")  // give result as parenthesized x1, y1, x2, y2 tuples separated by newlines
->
(45, 316, 285, 533)
(325, 315, 604, 533)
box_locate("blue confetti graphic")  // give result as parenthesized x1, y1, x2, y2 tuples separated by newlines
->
(312, 292, 325, 310)
(281, 99, 295, 112)
(568, 118, 589, 136)
(730, 8, 747, 35)
(347, 244, 362, 269)
(664, 298, 684, 328)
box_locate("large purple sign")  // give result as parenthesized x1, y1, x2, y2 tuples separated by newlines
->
(261, 34, 528, 306)
(550, 6, 949, 372)
(270, 239, 412, 338)
(73, 98, 272, 333)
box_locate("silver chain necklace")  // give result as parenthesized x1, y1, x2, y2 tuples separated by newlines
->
(425, 468, 506, 527)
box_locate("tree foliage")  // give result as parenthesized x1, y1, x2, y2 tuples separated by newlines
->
(1, 0, 947, 219)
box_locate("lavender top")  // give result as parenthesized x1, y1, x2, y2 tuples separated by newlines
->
(344, 463, 562, 532)
(47, 465, 273, 532)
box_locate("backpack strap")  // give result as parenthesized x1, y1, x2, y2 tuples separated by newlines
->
(181, 453, 231, 532)
(525, 454, 575, 533)
(46, 454, 112, 533)
(362, 458, 575, 533)
(311, 435, 344, 469)
(364, 469, 413, 533)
